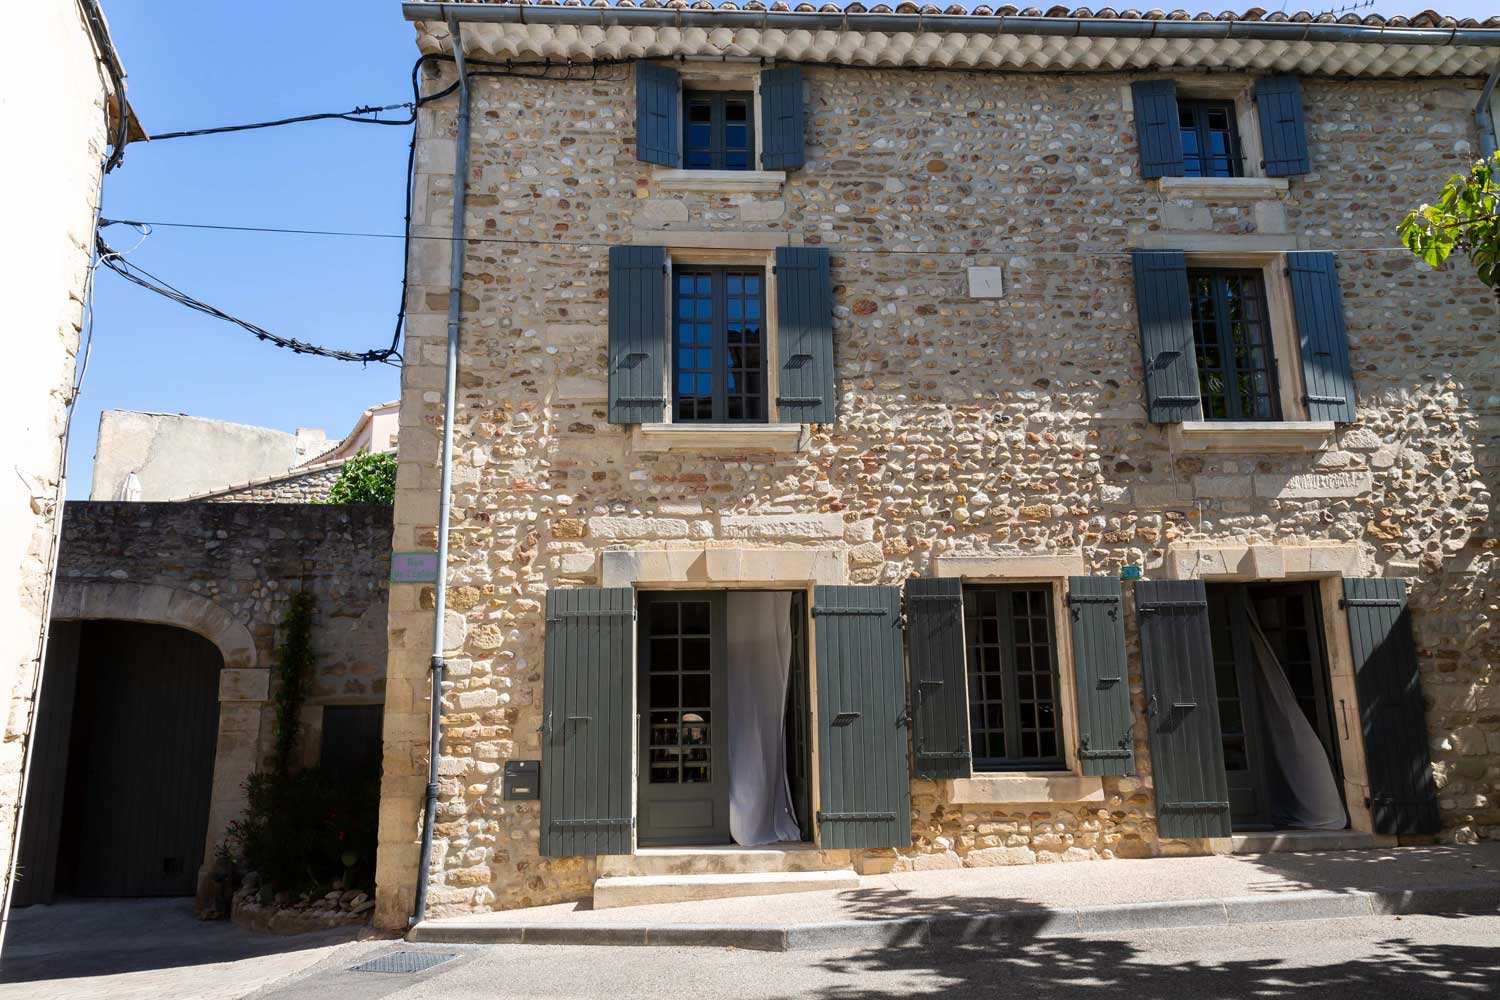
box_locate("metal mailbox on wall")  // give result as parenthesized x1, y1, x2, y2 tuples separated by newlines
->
(503, 760, 540, 800)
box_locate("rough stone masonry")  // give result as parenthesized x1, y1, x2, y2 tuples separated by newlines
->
(374, 60, 1498, 928)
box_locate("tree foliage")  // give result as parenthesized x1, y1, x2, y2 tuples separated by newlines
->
(1399, 151, 1500, 300)
(325, 450, 397, 505)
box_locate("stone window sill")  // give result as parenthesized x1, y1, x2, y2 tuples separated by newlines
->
(1156, 176, 1290, 200)
(631, 423, 806, 453)
(941, 774, 1105, 805)
(1170, 420, 1335, 453)
(653, 169, 786, 194)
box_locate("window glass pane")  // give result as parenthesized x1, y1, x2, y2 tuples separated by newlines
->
(681, 601, 710, 635)
(964, 585, 1060, 769)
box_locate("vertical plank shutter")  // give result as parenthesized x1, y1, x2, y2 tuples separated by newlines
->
(814, 585, 911, 849)
(635, 61, 681, 167)
(1132, 250, 1204, 424)
(1067, 577, 1135, 777)
(540, 587, 635, 857)
(1342, 578, 1440, 835)
(759, 66, 806, 170)
(1253, 76, 1311, 177)
(775, 246, 836, 424)
(905, 577, 969, 779)
(607, 245, 668, 425)
(1134, 579, 1232, 839)
(1131, 79, 1184, 179)
(1288, 252, 1357, 423)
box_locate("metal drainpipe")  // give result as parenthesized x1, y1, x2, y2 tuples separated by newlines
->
(1478, 60, 1500, 158)
(411, 12, 470, 930)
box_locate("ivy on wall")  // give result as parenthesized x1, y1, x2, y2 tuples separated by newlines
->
(270, 590, 316, 777)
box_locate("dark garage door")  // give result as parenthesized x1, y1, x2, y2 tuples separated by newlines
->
(17, 620, 222, 902)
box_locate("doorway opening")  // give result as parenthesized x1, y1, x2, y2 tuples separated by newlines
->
(1206, 581, 1348, 832)
(636, 590, 812, 848)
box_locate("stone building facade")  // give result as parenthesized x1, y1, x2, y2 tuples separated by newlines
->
(375, 4, 1500, 930)
(14, 502, 391, 907)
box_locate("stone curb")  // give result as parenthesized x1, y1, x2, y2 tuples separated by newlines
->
(406, 881, 1500, 952)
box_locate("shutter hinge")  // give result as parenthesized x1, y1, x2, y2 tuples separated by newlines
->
(1161, 801, 1230, 811)
(1340, 598, 1403, 609)
(818, 811, 898, 823)
(812, 606, 888, 617)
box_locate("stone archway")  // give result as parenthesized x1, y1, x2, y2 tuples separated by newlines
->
(43, 580, 267, 905)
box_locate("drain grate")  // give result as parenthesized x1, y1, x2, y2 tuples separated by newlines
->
(349, 950, 458, 975)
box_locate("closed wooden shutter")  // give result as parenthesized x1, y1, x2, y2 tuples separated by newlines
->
(1135, 580, 1231, 839)
(1342, 578, 1440, 835)
(1067, 577, 1135, 777)
(13, 621, 82, 906)
(774, 246, 836, 424)
(607, 245, 668, 425)
(540, 588, 636, 857)
(1131, 250, 1204, 424)
(814, 585, 911, 849)
(1253, 76, 1311, 177)
(1288, 252, 1357, 423)
(635, 61, 681, 167)
(1131, 79, 1184, 179)
(905, 577, 969, 780)
(759, 66, 806, 170)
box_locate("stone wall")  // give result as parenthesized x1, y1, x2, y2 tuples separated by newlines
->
(0, 2, 113, 910)
(194, 460, 348, 504)
(376, 63, 1499, 928)
(50, 501, 393, 895)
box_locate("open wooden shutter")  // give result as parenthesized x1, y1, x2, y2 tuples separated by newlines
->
(1131, 79, 1184, 179)
(1288, 252, 1357, 423)
(905, 577, 969, 780)
(635, 61, 681, 167)
(759, 66, 806, 170)
(540, 588, 635, 857)
(775, 246, 836, 424)
(1253, 76, 1311, 177)
(813, 585, 911, 849)
(1342, 578, 1440, 835)
(607, 245, 668, 425)
(1067, 577, 1135, 777)
(1131, 250, 1204, 424)
(1135, 579, 1231, 839)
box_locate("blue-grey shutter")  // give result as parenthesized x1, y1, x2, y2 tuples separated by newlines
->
(1132, 79, 1184, 179)
(635, 61, 681, 167)
(905, 577, 969, 780)
(1067, 577, 1135, 777)
(1131, 250, 1204, 424)
(1342, 578, 1440, 835)
(540, 587, 635, 857)
(608, 245, 668, 425)
(1134, 579, 1231, 839)
(1253, 76, 1310, 177)
(1288, 252, 1357, 423)
(759, 66, 806, 170)
(775, 246, 836, 424)
(814, 585, 911, 849)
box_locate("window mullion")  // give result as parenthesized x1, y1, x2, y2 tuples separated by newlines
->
(998, 588, 1023, 763)
(712, 93, 726, 171)
(712, 268, 728, 422)
(1212, 272, 1243, 421)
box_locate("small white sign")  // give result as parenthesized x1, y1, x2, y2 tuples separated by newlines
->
(967, 265, 1005, 299)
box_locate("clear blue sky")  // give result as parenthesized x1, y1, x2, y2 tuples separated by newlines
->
(78, 0, 1494, 497)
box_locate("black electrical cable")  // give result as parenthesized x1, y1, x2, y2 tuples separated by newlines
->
(146, 101, 418, 141)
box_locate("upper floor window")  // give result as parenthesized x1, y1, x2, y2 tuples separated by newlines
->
(963, 584, 1063, 772)
(1178, 99, 1242, 178)
(1188, 268, 1279, 421)
(684, 92, 755, 171)
(673, 266, 766, 423)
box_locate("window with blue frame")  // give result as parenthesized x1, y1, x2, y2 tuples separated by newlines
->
(672, 266, 766, 423)
(1178, 99, 1242, 178)
(683, 91, 755, 170)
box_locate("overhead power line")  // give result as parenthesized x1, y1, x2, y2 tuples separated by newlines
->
(145, 102, 417, 141)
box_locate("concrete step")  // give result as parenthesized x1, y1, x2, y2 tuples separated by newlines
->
(1231, 829, 1389, 854)
(598, 845, 852, 878)
(592, 870, 861, 909)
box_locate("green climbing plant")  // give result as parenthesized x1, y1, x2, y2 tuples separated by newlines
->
(270, 590, 316, 777)
(1399, 151, 1500, 301)
(324, 451, 397, 505)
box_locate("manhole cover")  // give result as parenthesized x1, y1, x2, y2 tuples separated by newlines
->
(349, 950, 458, 975)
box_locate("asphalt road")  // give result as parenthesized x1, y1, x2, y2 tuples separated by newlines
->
(250, 913, 1500, 1000)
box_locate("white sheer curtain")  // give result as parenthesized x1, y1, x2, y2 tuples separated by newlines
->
(725, 592, 801, 846)
(1244, 600, 1348, 831)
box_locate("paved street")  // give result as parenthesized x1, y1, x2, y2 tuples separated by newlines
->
(243, 913, 1500, 1000)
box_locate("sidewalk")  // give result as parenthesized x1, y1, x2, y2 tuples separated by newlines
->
(410, 844, 1500, 951)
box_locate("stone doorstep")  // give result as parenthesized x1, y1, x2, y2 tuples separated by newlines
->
(406, 881, 1500, 952)
(592, 870, 863, 909)
(598, 845, 853, 877)
(1228, 830, 1392, 855)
